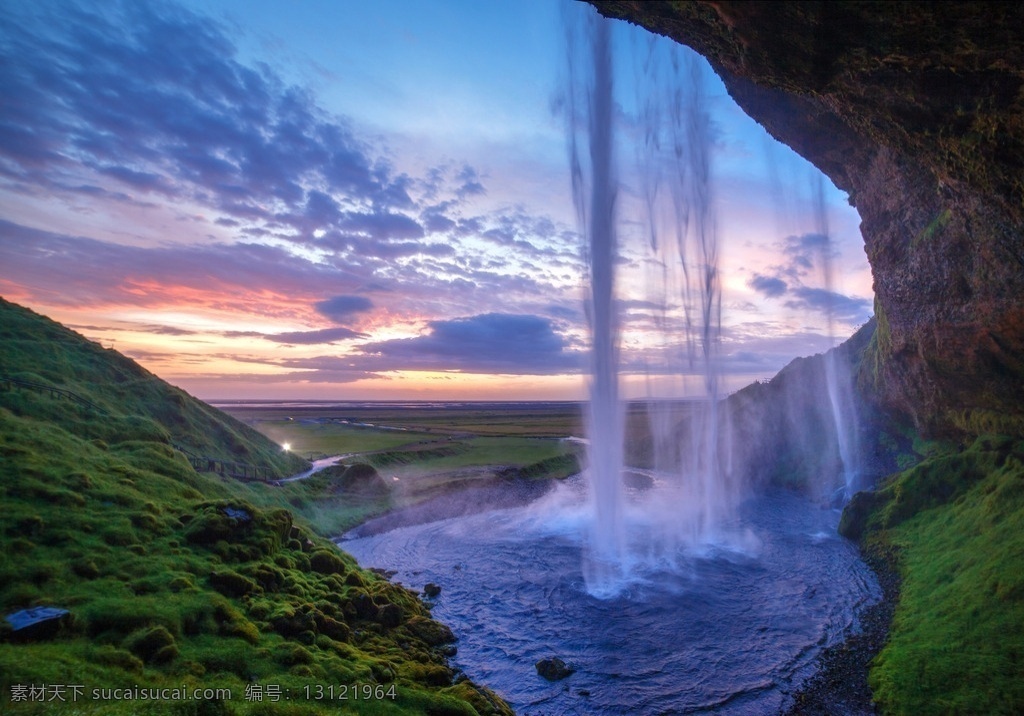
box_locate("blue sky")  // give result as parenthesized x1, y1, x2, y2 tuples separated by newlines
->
(0, 0, 872, 400)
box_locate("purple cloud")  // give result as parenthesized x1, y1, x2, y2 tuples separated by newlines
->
(749, 274, 788, 298)
(455, 164, 486, 198)
(360, 313, 581, 374)
(314, 295, 374, 322)
(0, 1, 417, 238)
(0, 220, 367, 309)
(785, 287, 871, 323)
(265, 327, 367, 344)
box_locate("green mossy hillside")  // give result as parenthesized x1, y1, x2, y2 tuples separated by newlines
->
(0, 298, 511, 715)
(840, 435, 1024, 714)
(0, 297, 308, 478)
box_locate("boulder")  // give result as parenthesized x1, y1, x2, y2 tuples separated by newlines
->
(536, 656, 575, 681)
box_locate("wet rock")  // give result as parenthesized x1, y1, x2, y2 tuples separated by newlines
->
(377, 603, 403, 629)
(350, 591, 378, 620)
(222, 506, 251, 522)
(536, 656, 575, 681)
(423, 582, 442, 598)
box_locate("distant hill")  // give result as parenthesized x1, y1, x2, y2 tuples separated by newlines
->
(0, 297, 309, 478)
(0, 297, 510, 715)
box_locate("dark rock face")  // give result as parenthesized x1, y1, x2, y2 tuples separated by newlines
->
(591, 1, 1024, 437)
(535, 656, 575, 681)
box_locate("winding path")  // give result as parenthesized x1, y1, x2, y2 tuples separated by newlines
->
(277, 454, 351, 483)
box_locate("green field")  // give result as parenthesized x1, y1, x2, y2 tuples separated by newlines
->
(216, 404, 587, 536)
(220, 402, 585, 443)
(243, 419, 438, 459)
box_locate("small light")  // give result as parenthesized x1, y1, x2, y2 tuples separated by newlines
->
(282, 442, 291, 451)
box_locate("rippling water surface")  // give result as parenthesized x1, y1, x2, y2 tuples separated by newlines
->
(342, 484, 878, 715)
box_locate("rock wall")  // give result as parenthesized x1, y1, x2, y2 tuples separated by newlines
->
(591, 1, 1024, 437)
(724, 320, 880, 499)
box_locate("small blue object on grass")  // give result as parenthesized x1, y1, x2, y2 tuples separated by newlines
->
(5, 606, 70, 635)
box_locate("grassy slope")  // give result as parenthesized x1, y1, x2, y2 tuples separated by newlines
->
(0, 298, 510, 715)
(841, 435, 1024, 714)
(0, 297, 309, 478)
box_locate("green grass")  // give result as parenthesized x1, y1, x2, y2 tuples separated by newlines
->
(222, 404, 583, 439)
(377, 437, 572, 476)
(848, 435, 1024, 714)
(0, 298, 512, 715)
(245, 421, 436, 459)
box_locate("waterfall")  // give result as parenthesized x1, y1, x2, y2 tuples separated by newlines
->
(812, 175, 862, 501)
(565, 9, 742, 597)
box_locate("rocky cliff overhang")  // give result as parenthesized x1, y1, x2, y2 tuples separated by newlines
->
(590, 1, 1024, 437)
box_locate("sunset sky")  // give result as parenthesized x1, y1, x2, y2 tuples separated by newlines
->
(0, 0, 873, 401)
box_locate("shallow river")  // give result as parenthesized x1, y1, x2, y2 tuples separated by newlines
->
(342, 482, 879, 715)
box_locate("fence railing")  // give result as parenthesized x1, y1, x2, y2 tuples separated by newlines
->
(170, 443, 274, 482)
(0, 375, 105, 412)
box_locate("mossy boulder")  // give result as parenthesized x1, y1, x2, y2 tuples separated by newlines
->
(317, 463, 390, 495)
(183, 502, 292, 558)
(271, 605, 318, 639)
(838, 490, 883, 541)
(124, 625, 178, 664)
(316, 614, 352, 643)
(444, 681, 516, 716)
(309, 548, 347, 575)
(93, 645, 144, 674)
(348, 590, 379, 621)
(405, 615, 456, 646)
(377, 603, 404, 629)
(208, 569, 258, 598)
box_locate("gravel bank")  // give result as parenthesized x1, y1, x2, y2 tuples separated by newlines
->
(785, 545, 900, 715)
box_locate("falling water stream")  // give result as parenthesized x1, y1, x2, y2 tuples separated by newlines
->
(566, 2, 742, 598)
(345, 8, 877, 714)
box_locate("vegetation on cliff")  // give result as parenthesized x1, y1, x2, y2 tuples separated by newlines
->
(0, 298, 511, 715)
(840, 434, 1024, 714)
